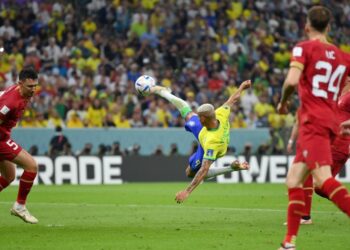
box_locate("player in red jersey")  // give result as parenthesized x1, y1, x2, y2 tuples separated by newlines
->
(284, 77, 350, 226)
(0, 68, 39, 224)
(277, 6, 350, 250)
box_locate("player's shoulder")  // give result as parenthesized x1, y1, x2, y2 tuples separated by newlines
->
(0, 85, 19, 104)
(340, 50, 350, 65)
(215, 105, 230, 113)
(291, 40, 311, 58)
(293, 40, 339, 51)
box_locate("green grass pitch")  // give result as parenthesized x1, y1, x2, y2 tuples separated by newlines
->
(0, 183, 349, 250)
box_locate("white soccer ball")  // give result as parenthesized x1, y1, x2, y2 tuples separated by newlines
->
(135, 75, 156, 96)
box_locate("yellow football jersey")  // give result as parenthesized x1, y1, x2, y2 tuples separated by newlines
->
(198, 105, 230, 160)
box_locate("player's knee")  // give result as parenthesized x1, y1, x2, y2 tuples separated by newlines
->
(311, 165, 332, 188)
(25, 159, 38, 173)
(5, 174, 15, 183)
(312, 178, 326, 189)
(285, 177, 302, 189)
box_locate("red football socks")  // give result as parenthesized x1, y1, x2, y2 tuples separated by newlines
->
(17, 171, 37, 205)
(321, 178, 350, 216)
(303, 175, 313, 218)
(0, 176, 10, 191)
(284, 188, 305, 244)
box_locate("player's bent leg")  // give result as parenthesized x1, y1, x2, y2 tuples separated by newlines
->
(312, 165, 350, 216)
(10, 149, 38, 224)
(314, 157, 347, 199)
(12, 149, 38, 173)
(0, 160, 16, 191)
(283, 174, 313, 226)
(301, 174, 313, 223)
(285, 162, 309, 189)
(205, 160, 249, 179)
(281, 162, 309, 249)
(150, 85, 192, 118)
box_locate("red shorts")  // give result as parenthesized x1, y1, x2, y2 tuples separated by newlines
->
(331, 135, 350, 176)
(0, 138, 22, 161)
(294, 122, 335, 170)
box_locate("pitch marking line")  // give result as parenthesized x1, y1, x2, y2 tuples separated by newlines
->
(0, 202, 342, 215)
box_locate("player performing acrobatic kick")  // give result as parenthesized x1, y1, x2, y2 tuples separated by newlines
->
(150, 80, 251, 203)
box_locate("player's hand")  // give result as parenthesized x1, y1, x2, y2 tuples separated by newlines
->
(277, 102, 288, 114)
(239, 80, 251, 90)
(175, 190, 190, 203)
(286, 142, 293, 154)
(340, 119, 350, 135)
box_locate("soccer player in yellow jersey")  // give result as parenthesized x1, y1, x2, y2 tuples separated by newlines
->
(150, 79, 251, 203)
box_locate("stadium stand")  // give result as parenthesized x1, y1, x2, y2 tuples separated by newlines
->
(0, 0, 349, 154)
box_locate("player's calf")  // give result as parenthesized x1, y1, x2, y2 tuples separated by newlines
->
(0, 176, 11, 191)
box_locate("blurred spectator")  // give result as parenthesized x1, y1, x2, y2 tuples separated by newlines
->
(103, 113, 116, 127)
(97, 144, 107, 158)
(267, 128, 285, 155)
(47, 109, 65, 129)
(111, 141, 124, 156)
(153, 145, 164, 156)
(0, 19, 16, 40)
(28, 145, 39, 156)
(86, 98, 106, 127)
(115, 114, 131, 128)
(67, 112, 84, 128)
(169, 143, 179, 156)
(62, 142, 74, 156)
(256, 143, 269, 156)
(242, 143, 252, 160)
(77, 143, 93, 156)
(49, 126, 70, 158)
(241, 88, 259, 117)
(130, 144, 141, 155)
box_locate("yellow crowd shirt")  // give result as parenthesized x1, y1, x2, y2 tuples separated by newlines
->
(198, 105, 230, 161)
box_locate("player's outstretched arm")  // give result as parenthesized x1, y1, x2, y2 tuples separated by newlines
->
(175, 159, 213, 203)
(277, 67, 302, 114)
(223, 80, 251, 109)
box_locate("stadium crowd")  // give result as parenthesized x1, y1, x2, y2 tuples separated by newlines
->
(0, 0, 349, 134)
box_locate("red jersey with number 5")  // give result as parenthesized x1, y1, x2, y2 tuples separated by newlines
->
(0, 84, 29, 140)
(291, 39, 349, 131)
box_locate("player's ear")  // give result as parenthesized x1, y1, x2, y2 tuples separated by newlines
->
(304, 24, 309, 34)
(326, 24, 330, 33)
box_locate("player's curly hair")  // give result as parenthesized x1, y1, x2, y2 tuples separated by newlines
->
(307, 6, 332, 33)
(19, 68, 38, 81)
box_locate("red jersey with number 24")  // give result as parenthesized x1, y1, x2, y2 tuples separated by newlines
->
(0, 84, 29, 140)
(291, 39, 349, 132)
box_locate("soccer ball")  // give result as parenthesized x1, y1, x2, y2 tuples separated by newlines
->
(135, 75, 156, 96)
